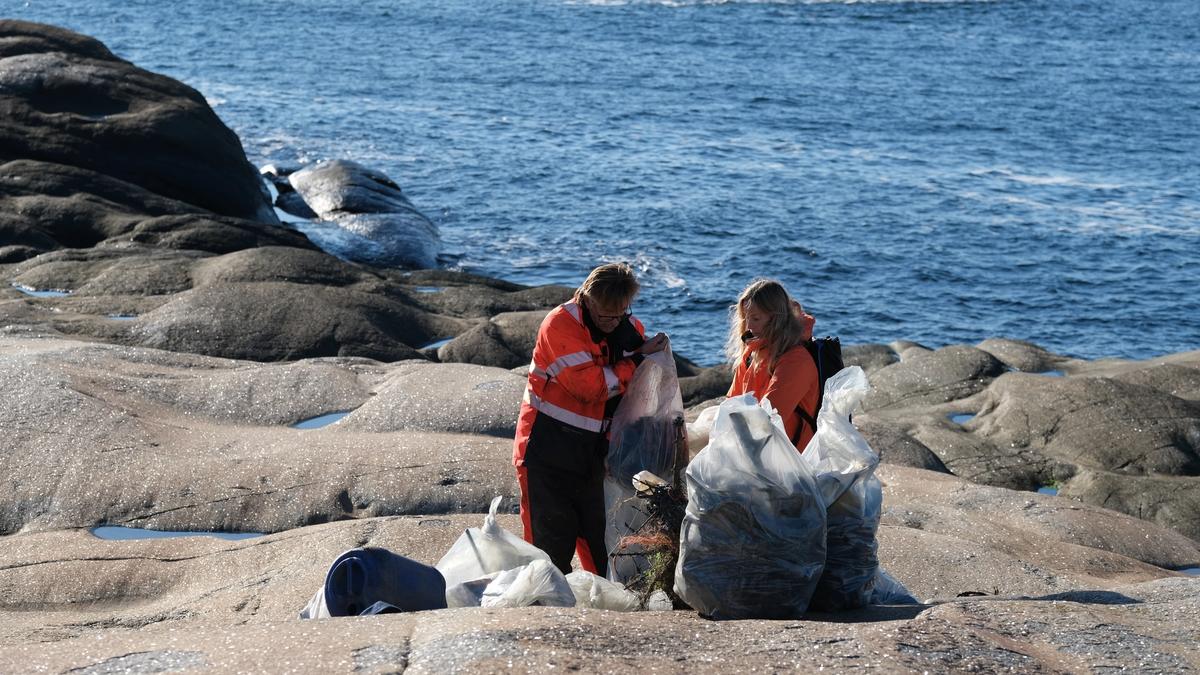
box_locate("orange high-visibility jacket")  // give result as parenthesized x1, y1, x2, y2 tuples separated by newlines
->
(728, 340, 819, 450)
(513, 301, 645, 469)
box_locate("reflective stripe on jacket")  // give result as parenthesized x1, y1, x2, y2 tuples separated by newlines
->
(512, 301, 645, 468)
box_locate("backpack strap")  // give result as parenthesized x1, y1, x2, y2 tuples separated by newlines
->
(791, 405, 816, 446)
(790, 338, 825, 446)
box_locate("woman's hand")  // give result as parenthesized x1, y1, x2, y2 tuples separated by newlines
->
(638, 332, 670, 354)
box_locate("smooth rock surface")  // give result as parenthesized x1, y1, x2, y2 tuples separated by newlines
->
(288, 159, 441, 269)
(0, 335, 518, 535)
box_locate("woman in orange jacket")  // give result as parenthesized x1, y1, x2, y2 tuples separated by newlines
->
(512, 263, 668, 577)
(726, 279, 820, 450)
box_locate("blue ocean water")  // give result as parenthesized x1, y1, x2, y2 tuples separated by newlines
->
(14, 0, 1200, 365)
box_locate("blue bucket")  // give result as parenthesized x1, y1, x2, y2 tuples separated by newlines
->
(322, 548, 447, 616)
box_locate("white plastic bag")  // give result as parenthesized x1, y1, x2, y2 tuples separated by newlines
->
(801, 367, 878, 508)
(673, 394, 827, 620)
(445, 572, 503, 609)
(565, 571, 640, 611)
(800, 367, 884, 611)
(480, 559, 576, 608)
(685, 404, 720, 454)
(435, 496, 551, 590)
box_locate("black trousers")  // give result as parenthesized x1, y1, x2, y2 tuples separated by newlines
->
(523, 463, 608, 578)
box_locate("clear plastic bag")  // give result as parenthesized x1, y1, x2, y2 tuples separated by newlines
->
(869, 567, 919, 605)
(605, 349, 685, 585)
(435, 496, 551, 590)
(673, 394, 827, 620)
(565, 571, 641, 611)
(686, 405, 720, 455)
(800, 367, 884, 611)
(444, 572, 503, 609)
(480, 559, 576, 608)
(606, 348, 684, 486)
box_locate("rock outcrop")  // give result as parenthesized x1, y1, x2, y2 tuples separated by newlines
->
(285, 159, 442, 269)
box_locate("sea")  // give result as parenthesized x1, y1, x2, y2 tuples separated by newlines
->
(13, 0, 1200, 366)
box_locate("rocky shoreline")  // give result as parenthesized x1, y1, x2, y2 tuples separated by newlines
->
(2, 19, 1198, 673)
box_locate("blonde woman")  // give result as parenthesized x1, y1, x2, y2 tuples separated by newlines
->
(726, 279, 819, 450)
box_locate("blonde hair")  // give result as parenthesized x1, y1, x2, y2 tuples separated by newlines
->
(725, 279, 808, 373)
(575, 262, 640, 310)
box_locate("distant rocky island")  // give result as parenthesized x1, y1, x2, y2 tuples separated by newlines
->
(1, 20, 1197, 672)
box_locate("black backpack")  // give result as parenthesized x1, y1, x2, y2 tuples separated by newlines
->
(792, 336, 845, 445)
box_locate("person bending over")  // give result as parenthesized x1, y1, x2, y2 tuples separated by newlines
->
(726, 279, 819, 450)
(512, 262, 669, 576)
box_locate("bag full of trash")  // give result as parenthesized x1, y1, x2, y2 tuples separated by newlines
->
(436, 496, 550, 590)
(673, 394, 827, 620)
(480, 559, 576, 608)
(800, 367, 884, 611)
(605, 348, 685, 586)
(606, 348, 684, 486)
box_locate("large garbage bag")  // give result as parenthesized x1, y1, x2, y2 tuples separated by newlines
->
(480, 559, 576, 608)
(800, 367, 883, 611)
(606, 348, 684, 486)
(673, 394, 827, 619)
(299, 548, 447, 619)
(605, 349, 684, 585)
(435, 496, 551, 590)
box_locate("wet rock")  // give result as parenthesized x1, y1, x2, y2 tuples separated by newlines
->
(679, 364, 733, 407)
(131, 282, 463, 362)
(853, 416, 950, 473)
(842, 343, 899, 375)
(288, 159, 441, 269)
(862, 345, 1007, 412)
(437, 310, 547, 369)
(0, 21, 276, 225)
(0, 160, 307, 256)
(1063, 469, 1200, 542)
(975, 337, 1067, 374)
(971, 373, 1200, 477)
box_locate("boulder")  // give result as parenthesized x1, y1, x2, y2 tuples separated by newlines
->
(971, 373, 1200, 477)
(862, 345, 1007, 412)
(288, 159, 440, 269)
(679, 364, 733, 407)
(975, 337, 1067, 374)
(131, 282, 464, 362)
(437, 310, 547, 369)
(853, 416, 950, 473)
(0, 21, 276, 226)
(0, 160, 307, 255)
(842, 342, 899, 375)
(1063, 469, 1200, 542)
